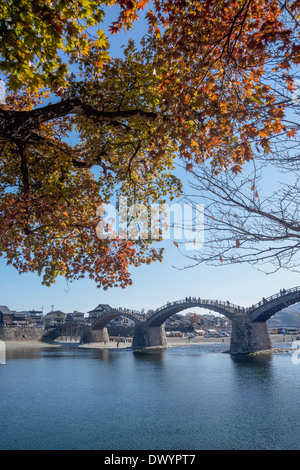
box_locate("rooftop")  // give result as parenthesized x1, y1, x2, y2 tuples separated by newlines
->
(0, 306, 13, 315)
(44, 310, 66, 317)
(87, 304, 112, 313)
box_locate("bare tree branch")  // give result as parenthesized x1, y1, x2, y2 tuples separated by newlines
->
(183, 160, 300, 273)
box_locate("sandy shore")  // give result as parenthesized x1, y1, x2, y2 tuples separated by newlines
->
(79, 340, 132, 350)
(67, 335, 232, 350)
(167, 333, 297, 348)
(2, 333, 296, 351)
(4, 340, 61, 350)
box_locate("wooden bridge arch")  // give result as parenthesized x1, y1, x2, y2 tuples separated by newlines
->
(146, 297, 243, 327)
(92, 308, 144, 330)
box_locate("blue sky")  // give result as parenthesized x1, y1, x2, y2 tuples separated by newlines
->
(1, 5, 300, 315)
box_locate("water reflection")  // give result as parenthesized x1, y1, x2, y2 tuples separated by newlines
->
(3, 342, 133, 363)
(5, 345, 56, 360)
(231, 353, 273, 368)
(91, 348, 113, 362)
(133, 349, 166, 363)
(230, 352, 274, 387)
(42, 346, 122, 363)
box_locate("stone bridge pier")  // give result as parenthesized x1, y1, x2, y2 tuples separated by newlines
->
(132, 324, 167, 351)
(81, 327, 109, 344)
(230, 316, 271, 355)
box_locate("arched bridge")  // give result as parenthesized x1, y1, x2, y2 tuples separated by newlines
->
(42, 286, 300, 354)
(146, 297, 245, 327)
(146, 287, 300, 326)
(248, 286, 300, 322)
(86, 286, 300, 333)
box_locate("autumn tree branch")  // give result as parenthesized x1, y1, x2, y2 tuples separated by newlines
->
(0, 98, 158, 143)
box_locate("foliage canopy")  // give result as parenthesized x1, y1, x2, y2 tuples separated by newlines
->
(0, 0, 300, 287)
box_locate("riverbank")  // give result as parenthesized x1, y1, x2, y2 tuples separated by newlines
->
(2, 333, 296, 351)
(167, 333, 297, 348)
(4, 341, 61, 350)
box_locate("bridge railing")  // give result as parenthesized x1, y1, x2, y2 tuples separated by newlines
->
(249, 286, 300, 312)
(113, 307, 142, 316)
(95, 286, 300, 320)
(148, 297, 247, 316)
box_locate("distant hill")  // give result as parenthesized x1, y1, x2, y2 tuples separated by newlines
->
(268, 307, 300, 327)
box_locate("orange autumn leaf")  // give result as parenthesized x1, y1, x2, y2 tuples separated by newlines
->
(185, 163, 194, 172)
(287, 128, 296, 138)
(231, 165, 243, 175)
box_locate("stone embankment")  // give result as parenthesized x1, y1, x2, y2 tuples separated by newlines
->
(0, 326, 44, 342)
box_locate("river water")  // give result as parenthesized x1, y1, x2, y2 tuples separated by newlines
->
(0, 342, 299, 450)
